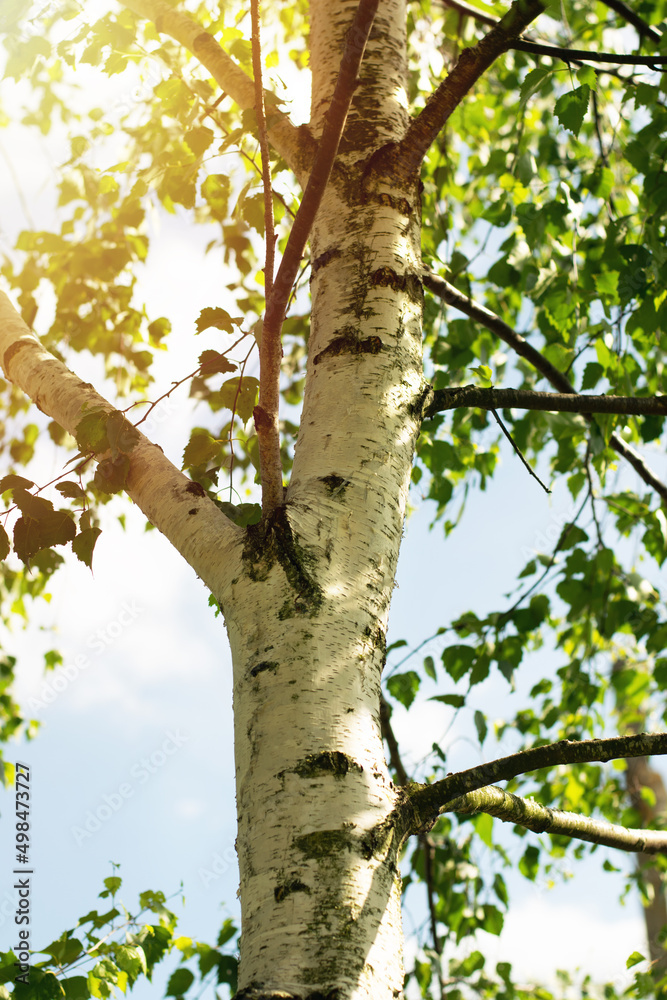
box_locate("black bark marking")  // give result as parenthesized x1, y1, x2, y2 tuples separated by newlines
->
(312, 247, 342, 274)
(369, 267, 423, 304)
(295, 751, 362, 778)
(274, 879, 311, 902)
(313, 329, 382, 366)
(3, 337, 37, 371)
(320, 474, 350, 497)
(185, 481, 206, 497)
(250, 660, 279, 677)
(243, 505, 323, 616)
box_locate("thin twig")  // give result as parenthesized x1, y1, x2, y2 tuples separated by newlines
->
(490, 407, 551, 494)
(584, 440, 604, 548)
(422, 269, 667, 504)
(250, 0, 275, 300)
(513, 37, 667, 65)
(597, 0, 662, 44)
(254, 0, 380, 516)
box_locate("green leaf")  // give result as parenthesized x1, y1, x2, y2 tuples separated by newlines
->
(423, 655, 436, 680)
(13, 507, 76, 562)
(0, 525, 9, 561)
(430, 693, 465, 708)
(184, 126, 214, 157)
(166, 968, 194, 997)
(387, 670, 420, 709)
(198, 350, 237, 377)
(0, 475, 34, 492)
(626, 951, 645, 969)
(474, 709, 487, 744)
(40, 934, 84, 965)
(76, 409, 110, 452)
(469, 364, 493, 387)
(106, 411, 140, 460)
(72, 528, 102, 569)
(201, 174, 231, 221)
(441, 644, 475, 682)
(580, 362, 603, 391)
(519, 65, 553, 106)
(474, 812, 493, 847)
(62, 977, 90, 999)
(554, 84, 590, 137)
(216, 954, 237, 991)
(518, 845, 540, 881)
(212, 377, 260, 424)
(56, 481, 87, 499)
(196, 307, 234, 335)
(216, 502, 262, 527)
(183, 429, 222, 470)
(93, 455, 131, 495)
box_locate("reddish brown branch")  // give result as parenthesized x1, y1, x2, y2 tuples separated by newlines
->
(254, 0, 380, 515)
(251, 0, 275, 301)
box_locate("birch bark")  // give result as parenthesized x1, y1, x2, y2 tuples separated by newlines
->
(221, 1, 426, 995)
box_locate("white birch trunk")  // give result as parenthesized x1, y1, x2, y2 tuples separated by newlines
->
(224, 2, 425, 996)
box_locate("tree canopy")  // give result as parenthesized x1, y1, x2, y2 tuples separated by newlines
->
(2, 0, 667, 996)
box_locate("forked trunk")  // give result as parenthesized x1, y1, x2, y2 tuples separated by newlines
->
(220, 2, 426, 995)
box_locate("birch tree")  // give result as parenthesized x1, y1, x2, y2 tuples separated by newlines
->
(2, 0, 667, 997)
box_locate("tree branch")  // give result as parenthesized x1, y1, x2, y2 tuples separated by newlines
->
(400, 731, 667, 839)
(581, 0, 662, 46)
(422, 268, 667, 505)
(0, 292, 242, 596)
(441, 0, 662, 49)
(119, 0, 313, 180)
(513, 38, 667, 65)
(441, 0, 497, 28)
(441, 784, 667, 855)
(425, 384, 667, 418)
(389, 0, 545, 180)
(255, 0, 380, 515)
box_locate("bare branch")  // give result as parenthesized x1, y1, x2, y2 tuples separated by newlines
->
(490, 407, 551, 493)
(119, 0, 313, 179)
(400, 731, 667, 839)
(380, 696, 410, 787)
(513, 37, 667, 65)
(255, 0, 380, 515)
(389, 0, 545, 180)
(441, 0, 662, 49)
(580, 0, 662, 46)
(441, 0, 496, 28)
(423, 269, 667, 505)
(425, 384, 667, 418)
(442, 784, 667, 854)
